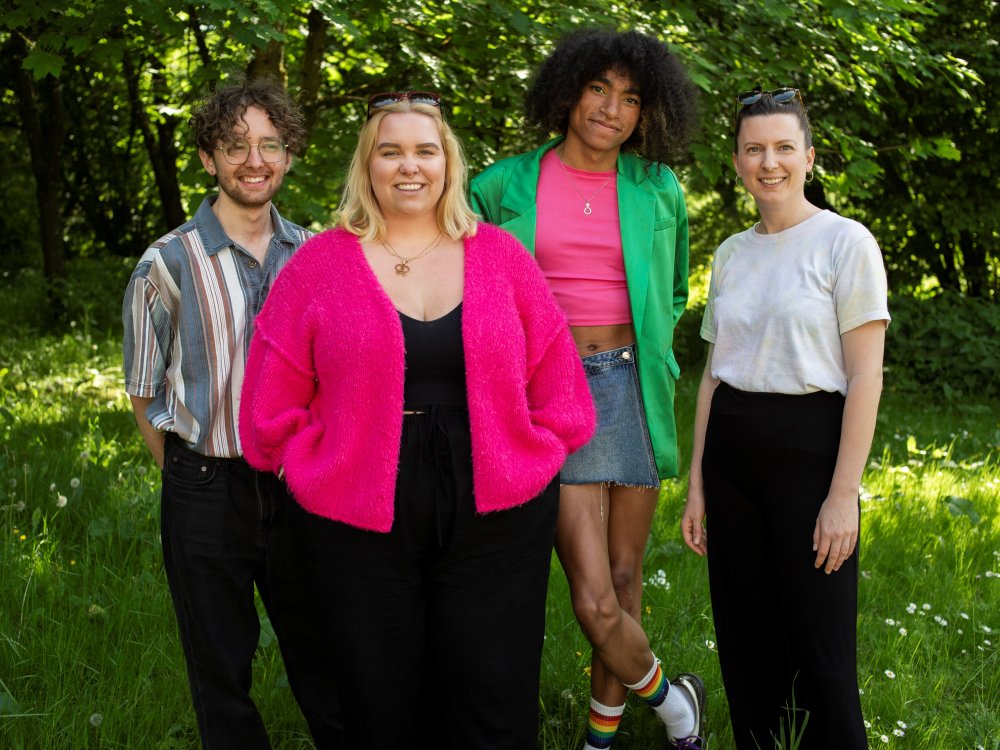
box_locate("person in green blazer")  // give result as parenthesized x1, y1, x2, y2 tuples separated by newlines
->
(470, 29, 704, 750)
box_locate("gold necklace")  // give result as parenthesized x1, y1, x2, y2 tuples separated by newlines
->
(382, 233, 442, 276)
(557, 155, 612, 216)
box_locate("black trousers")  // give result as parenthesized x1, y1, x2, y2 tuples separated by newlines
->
(287, 408, 560, 750)
(160, 434, 343, 749)
(702, 383, 866, 750)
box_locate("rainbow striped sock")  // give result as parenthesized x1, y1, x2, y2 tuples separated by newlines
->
(628, 659, 668, 706)
(625, 658, 695, 737)
(583, 698, 625, 749)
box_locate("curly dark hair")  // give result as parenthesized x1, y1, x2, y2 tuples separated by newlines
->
(525, 29, 699, 165)
(190, 76, 307, 155)
(734, 90, 812, 149)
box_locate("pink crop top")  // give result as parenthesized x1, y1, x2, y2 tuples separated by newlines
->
(535, 150, 631, 326)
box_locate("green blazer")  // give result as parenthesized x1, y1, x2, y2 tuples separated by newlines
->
(470, 138, 689, 479)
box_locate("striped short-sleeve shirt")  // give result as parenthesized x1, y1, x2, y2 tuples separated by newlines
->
(123, 195, 312, 457)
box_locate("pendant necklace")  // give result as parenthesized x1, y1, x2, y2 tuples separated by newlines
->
(557, 154, 612, 216)
(382, 233, 442, 277)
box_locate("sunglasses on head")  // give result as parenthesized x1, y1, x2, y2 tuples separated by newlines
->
(733, 87, 805, 142)
(367, 91, 442, 119)
(736, 87, 802, 108)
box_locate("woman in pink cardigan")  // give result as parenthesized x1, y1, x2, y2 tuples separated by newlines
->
(239, 93, 595, 749)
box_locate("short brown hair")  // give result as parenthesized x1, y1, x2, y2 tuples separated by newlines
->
(190, 77, 307, 154)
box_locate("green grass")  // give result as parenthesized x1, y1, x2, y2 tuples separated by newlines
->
(1, 328, 997, 749)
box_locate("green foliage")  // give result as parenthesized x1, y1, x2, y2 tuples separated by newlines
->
(884, 291, 1000, 401)
(2, 0, 997, 302)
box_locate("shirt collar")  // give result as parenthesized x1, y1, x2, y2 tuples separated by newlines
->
(194, 194, 295, 256)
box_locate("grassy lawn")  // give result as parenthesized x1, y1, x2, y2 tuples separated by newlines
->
(1, 329, 996, 749)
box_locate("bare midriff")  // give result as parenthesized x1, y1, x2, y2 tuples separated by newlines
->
(571, 323, 636, 358)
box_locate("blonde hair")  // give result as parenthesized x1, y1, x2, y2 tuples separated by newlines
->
(338, 100, 478, 241)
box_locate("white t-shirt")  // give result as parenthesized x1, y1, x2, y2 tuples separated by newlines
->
(701, 210, 890, 395)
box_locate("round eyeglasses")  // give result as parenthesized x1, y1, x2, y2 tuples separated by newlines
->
(215, 138, 288, 165)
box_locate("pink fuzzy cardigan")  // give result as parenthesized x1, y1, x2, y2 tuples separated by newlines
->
(239, 224, 595, 532)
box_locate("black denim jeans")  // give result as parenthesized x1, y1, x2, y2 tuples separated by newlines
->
(160, 434, 342, 749)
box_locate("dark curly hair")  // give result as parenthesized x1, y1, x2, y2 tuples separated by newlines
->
(734, 90, 812, 149)
(525, 29, 699, 165)
(190, 76, 307, 155)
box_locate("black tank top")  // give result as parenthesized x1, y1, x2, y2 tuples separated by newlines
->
(399, 303, 467, 409)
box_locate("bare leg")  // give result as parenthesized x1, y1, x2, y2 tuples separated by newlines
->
(555, 483, 659, 689)
(589, 484, 660, 708)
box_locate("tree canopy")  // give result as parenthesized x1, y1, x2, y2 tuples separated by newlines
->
(2, 0, 996, 315)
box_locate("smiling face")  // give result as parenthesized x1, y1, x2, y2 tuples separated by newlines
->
(733, 113, 815, 209)
(199, 105, 290, 210)
(564, 68, 641, 166)
(368, 111, 446, 222)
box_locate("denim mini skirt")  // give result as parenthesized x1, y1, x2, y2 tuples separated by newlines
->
(561, 344, 659, 488)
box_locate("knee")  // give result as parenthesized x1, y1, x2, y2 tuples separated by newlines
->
(572, 589, 623, 648)
(609, 564, 643, 618)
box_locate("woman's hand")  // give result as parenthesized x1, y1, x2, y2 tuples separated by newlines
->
(681, 486, 708, 556)
(812, 491, 859, 573)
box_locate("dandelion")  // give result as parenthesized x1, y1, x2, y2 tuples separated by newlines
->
(80, 450, 91, 461)
(561, 688, 574, 703)
(70, 560, 76, 566)
(56, 494, 67, 508)
(49, 482, 57, 492)
(70, 477, 80, 489)
(705, 640, 716, 651)
(898, 627, 907, 636)
(15, 501, 25, 511)
(137, 465, 147, 476)
(88, 713, 102, 727)
(584, 666, 591, 676)
(8, 477, 15, 488)
(884, 669, 896, 679)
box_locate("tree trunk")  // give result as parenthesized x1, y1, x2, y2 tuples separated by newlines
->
(299, 7, 330, 144)
(7, 35, 67, 293)
(959, 229, 991, 299)
(123, 49, 186, 231)
(246, 37, 286, 82)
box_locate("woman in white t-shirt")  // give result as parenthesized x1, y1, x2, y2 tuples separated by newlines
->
(681, 88, 889, 750)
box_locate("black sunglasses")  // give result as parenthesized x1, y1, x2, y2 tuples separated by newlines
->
(367, 91, 442, 119)
(733, 87, 804, 142)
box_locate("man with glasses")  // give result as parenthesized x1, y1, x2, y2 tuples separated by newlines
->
(122, 78, 341, 749)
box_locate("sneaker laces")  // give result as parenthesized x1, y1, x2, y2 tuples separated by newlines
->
(672, 736, 705, 750)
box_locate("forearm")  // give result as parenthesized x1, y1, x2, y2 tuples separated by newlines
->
(688, 352, 719, 495)
(828, 370, 882, 502)
(129, 395, 165, 469)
